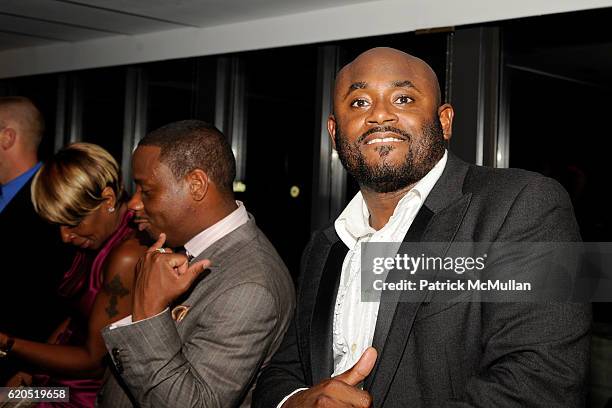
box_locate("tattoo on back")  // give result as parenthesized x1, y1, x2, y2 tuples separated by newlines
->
(104, 275, 130, 318)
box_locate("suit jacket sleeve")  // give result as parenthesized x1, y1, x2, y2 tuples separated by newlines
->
(102, 282, 282, 408)
(253, 236, 316, 407)
(446, 176, 591, 407)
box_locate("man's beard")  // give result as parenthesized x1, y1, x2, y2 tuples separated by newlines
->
(334, 117, 445, 193)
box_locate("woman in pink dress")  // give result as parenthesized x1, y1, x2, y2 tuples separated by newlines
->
(0, 143, 148, 407)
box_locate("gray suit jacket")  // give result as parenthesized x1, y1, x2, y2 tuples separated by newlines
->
(254, 152, 591, 408)
(99, 217, 295, 408)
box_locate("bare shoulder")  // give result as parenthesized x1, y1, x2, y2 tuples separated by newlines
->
(104, 233, 148, 280)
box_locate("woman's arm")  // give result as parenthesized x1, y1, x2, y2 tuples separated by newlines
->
(2, 318, 72, 386)
(0, 237, 146, 378)
(47, 317, 72, 344)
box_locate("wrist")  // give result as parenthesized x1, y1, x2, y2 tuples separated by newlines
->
(133, 289, 165, 321)
(0, 336, 15, 358)
(132, 301, 166, 322)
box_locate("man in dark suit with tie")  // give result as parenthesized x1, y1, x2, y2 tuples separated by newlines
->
(0, 97, 72, 382)
(254, 47, 590, 407)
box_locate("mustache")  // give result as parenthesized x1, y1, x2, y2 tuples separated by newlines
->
(357, 126, 412, 144)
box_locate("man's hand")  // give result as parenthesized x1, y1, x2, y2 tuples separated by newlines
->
(284, 347, 377, 408)
(132, 233, 210, 321)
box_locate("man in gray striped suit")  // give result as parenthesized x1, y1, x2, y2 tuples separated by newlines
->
(98, 120, 295, 407)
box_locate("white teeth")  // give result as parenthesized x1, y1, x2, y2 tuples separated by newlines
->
(366, 137, 403, 145)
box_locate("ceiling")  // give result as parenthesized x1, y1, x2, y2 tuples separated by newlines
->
(0, 0, 377, 51)
(2, 0, 612, 79)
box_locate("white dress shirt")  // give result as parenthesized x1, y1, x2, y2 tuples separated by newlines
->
(184, 200, 249, 257)
(278, 151, 447, 406)
(332, 151, 447, 376)
(109, 201, 249, 329)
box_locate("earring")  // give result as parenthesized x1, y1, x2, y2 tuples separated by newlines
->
(107, 207, 115, 213)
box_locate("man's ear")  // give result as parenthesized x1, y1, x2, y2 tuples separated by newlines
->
(327, 114, 338, 150)
(438, 104, 455, 141)
(0, 127, 16, 150)
(101, 186, 117, 210)
(187, 169, 209, 201)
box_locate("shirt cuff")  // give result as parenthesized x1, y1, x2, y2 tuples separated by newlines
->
(108, 308, 169, 330)
(277, 388, 308, 408)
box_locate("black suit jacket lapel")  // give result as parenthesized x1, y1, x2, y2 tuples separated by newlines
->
(309, 240, 348, 383)
(296, 228, 347, 385)
(368, 204, 434, 367)
(365, 153, 473, 407)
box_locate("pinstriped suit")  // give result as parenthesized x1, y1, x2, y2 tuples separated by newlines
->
(98, 217, 295, 408)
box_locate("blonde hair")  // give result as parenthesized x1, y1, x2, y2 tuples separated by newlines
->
(31, 142, 124, 226)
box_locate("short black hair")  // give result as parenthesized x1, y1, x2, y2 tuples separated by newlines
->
(139, 120, 236, 193)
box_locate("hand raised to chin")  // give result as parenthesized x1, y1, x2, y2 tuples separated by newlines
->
(132, 233, 210, 322)
(283, 347, 377, 408)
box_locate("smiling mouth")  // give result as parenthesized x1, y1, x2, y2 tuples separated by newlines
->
(133, 218, 150, 231)
(366, 137, 405, 145)
(72, 239, 91, 249)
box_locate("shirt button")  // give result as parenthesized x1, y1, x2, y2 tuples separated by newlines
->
(351, 343, 357, 353)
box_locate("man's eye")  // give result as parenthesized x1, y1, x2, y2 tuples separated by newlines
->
(350, 99, 370, 108)
(395, 95, 413, 104)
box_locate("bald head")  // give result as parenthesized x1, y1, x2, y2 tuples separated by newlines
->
(334, 47, 442, 111)
(0, 96, 44, 151)
(327, 47, 454, 194)
(0, 97, 44, 183)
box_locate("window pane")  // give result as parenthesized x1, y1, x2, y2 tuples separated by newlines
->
(144, 57, 216, 132)
(503, 9, 612, 328)
(79, 67, 126, 163)
(505, 9, 612, 242)
(240, 46, 318, 277)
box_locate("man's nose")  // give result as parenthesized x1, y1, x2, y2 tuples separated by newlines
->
(59, 226, 74, 244)
(367, 101, 398, 125)
(128, 190, 144, 212)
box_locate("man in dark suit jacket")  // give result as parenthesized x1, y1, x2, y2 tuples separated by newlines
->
(0, 97, 72, 383)
(253, 48, 590, 407)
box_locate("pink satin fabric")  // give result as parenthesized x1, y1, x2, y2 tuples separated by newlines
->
(36, 209, 135, 408)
